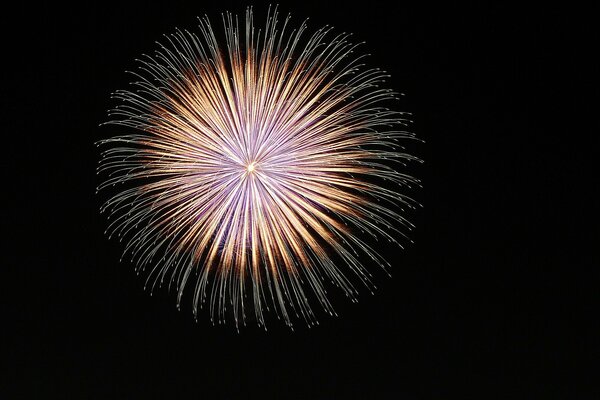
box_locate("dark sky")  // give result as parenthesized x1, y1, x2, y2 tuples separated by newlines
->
(4, 1, 597, 398)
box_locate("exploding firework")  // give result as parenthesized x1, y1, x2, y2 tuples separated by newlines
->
(97, 7, 421, 329)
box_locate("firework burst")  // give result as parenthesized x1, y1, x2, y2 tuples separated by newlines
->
(97, 7, 421, 329)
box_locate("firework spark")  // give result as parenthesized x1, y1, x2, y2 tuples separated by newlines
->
(97, 7, 420, 329)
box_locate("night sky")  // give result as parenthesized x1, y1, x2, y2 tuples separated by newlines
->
(5, 2, 596, 398)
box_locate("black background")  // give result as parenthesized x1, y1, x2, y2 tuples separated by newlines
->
(4, 1, 597, 398)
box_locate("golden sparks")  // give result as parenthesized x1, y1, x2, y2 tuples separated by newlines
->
(97, 7, 420, 329)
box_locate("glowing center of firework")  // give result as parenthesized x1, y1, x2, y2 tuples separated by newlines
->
(246, 161, 257, 174)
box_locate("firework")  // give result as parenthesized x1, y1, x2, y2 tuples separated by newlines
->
(97, 7, 420, 329)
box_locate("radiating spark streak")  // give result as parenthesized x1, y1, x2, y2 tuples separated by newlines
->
(97, 6, 421, 329)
